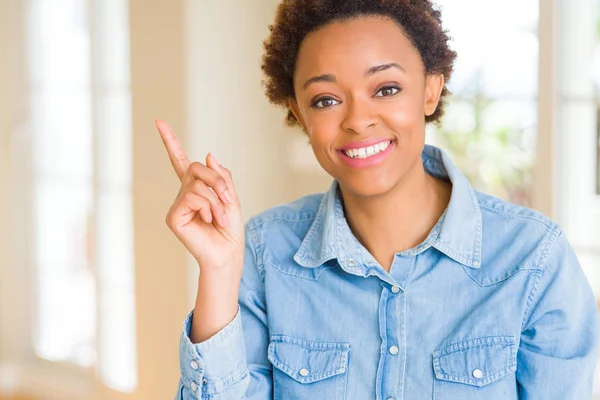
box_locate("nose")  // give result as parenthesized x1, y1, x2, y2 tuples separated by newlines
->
(341, 96, 379, 134)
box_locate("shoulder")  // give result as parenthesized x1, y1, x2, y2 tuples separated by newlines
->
(247, 192, 323, 227)
(475, 190, 559, 233)
(245, 192, 323, 245)
(474, 190, 563, 272)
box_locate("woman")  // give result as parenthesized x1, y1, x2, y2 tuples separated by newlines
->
(158, 1, 600, 399)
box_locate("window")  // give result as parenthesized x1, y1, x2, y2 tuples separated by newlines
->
(430, 0, 539, 206)
(27, 0, 136, 392)
(29, 0, 95, 368)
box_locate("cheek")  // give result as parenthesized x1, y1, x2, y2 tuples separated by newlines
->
(305, 111, 340, 135)
(382, 93, 426, 131)
(305, 115, 340, 148)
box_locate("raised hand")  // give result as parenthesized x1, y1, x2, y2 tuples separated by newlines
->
(156, 120, 245, 271)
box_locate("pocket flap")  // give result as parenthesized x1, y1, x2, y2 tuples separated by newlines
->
(433, 335, 517, 387)
(268, 334, 350, 384)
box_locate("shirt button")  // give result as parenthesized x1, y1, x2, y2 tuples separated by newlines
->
(472, 369, 483, 378)
(190, 360, 199, 370)
(346, 258, 356, 267)
(391, 285, 400, 294)
(389, 345, 399, 355)
(299, 368, 309, 377)
(190, 381, 197, 392)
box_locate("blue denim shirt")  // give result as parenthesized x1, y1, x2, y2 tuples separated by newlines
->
(175, 145, 600, 400)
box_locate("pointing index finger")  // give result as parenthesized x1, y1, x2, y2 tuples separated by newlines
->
(155, 120, 190, 181)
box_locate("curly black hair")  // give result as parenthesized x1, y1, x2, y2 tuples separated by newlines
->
(261, 0, 457, 127)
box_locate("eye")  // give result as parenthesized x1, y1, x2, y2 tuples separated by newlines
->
(374, 85, 401, 98)
(311, 97, 340, 109)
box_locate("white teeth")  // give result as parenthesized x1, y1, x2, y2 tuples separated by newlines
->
(343, 140, 392, 159)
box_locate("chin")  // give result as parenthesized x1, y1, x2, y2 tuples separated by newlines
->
(337, 172, 399, 199)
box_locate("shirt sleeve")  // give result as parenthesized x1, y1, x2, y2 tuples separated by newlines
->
(516, 229, 600, 399)
(175, 222, 272, 400)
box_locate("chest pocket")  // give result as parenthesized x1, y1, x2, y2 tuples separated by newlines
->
(268, 334, 350, 400)
(433, 335, 517, 400)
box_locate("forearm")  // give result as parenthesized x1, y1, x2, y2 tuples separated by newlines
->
(190, 261, 243, 344)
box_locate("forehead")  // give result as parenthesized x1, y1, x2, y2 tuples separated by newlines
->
(294, 15, 422, 79)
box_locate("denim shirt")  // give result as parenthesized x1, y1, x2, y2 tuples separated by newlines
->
(175, 145, 600, 400)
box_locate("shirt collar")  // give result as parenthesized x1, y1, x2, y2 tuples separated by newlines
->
(293, 144, 483, 269)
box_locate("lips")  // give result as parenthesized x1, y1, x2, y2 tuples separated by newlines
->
(337, 138, 395, 152)
(337, 138, 396, 168)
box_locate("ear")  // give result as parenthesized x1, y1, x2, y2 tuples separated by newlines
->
(288, 98, 308, 132)
(424, 73, 445, 117)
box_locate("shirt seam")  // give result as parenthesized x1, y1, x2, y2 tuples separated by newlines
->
(520, 227, 562, 331)
(250, 215, 317, 230)
(247, 221, 267, 286)
(478, 203, 558, 231)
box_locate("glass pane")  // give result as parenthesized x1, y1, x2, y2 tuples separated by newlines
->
(28, 0, 95, 368)
(28, 0, 90, 88)
(440, 0, 538, 100)
(33, 181, 96, 367)
(31, 90, 93, 181)
(431, 0, 539, 204)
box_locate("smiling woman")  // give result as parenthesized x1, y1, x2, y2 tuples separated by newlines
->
(163, 1, 600, 399)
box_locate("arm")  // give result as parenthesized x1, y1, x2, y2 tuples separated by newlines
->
(516, 230, 600, 399)
(176, 223, 272, 400)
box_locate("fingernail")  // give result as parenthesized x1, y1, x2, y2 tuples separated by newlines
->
(222, 189, 233, 204)
(209, 153, 221, 167)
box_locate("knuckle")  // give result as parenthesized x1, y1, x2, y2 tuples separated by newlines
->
(188, 161, 204, 176)
(190, 180, 206, 194)
(216, 177, 228, 191)
(181, 191, 193, 202)
(190, 161, 203, 170)
(183, 191, 200, 205)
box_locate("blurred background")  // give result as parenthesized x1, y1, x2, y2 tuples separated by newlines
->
(0, 0, 598, 399)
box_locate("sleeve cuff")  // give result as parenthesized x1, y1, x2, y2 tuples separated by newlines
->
(179, 307, 248, 396)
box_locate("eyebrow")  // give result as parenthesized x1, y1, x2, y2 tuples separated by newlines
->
(302, 62, 406, 90)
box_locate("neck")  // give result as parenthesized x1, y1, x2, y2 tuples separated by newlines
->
(339, 160, 451, 272)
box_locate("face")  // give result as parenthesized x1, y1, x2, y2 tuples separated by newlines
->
(290, 16, 444, 198)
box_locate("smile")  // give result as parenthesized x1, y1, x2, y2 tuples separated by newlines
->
(341, 140, 393, 159)
(337, 139, 396, 169)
